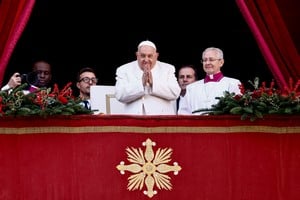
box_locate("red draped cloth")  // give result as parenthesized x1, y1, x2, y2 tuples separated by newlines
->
(0, 0, 35, 85)
(0, 115, 300, 200)
(236, 0, 300, 89)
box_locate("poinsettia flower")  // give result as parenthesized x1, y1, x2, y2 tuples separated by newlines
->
(58, 95, 68, 104)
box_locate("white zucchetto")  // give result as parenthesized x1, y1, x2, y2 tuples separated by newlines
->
(138, 40, 156, 50)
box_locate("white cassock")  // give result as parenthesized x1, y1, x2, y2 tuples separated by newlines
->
(115, 60, 181, 115)
(178, 77, 241, 115)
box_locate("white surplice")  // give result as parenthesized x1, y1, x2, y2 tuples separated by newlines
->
(178, 77, 241, 115)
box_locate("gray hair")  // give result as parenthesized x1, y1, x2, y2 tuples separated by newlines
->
(202, 47, 224, 59)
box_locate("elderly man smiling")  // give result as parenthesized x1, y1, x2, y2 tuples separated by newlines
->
(115, 40, 180, 115)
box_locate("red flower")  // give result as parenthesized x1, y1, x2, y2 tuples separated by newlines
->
(58, 95, 68, 104)
(238, 84, 245, 94)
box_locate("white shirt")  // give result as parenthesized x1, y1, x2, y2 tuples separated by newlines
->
(178, 77, 241, 115)
(79, 99, 91, 110)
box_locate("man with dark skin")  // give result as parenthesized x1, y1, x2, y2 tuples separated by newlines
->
(1, 60, 52, 91)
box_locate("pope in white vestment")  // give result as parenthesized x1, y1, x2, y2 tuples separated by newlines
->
(115, 40, 180, 115)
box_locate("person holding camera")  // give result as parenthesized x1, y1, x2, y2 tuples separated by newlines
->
(1, 60, 52, 92)
(2, 72, 22, 90)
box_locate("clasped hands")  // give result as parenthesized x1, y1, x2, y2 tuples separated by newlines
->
(142, 67, 153, 87)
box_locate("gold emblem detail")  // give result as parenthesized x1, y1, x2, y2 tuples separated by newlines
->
(116, 138, 182, 198)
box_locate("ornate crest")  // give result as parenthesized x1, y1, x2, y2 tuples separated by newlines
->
(116, 138, 182, 198)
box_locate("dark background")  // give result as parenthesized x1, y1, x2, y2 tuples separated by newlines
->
(4, 0, 274, 89)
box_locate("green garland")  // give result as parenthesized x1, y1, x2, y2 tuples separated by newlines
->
(0, 83, 92, 117)
(193, 77, 300, 121)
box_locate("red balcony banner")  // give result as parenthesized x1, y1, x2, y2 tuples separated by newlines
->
(0, 115, 300, 200)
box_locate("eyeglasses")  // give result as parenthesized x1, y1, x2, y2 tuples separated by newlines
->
(201, 58, 221, 63)
(79, 77, 98, 84)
